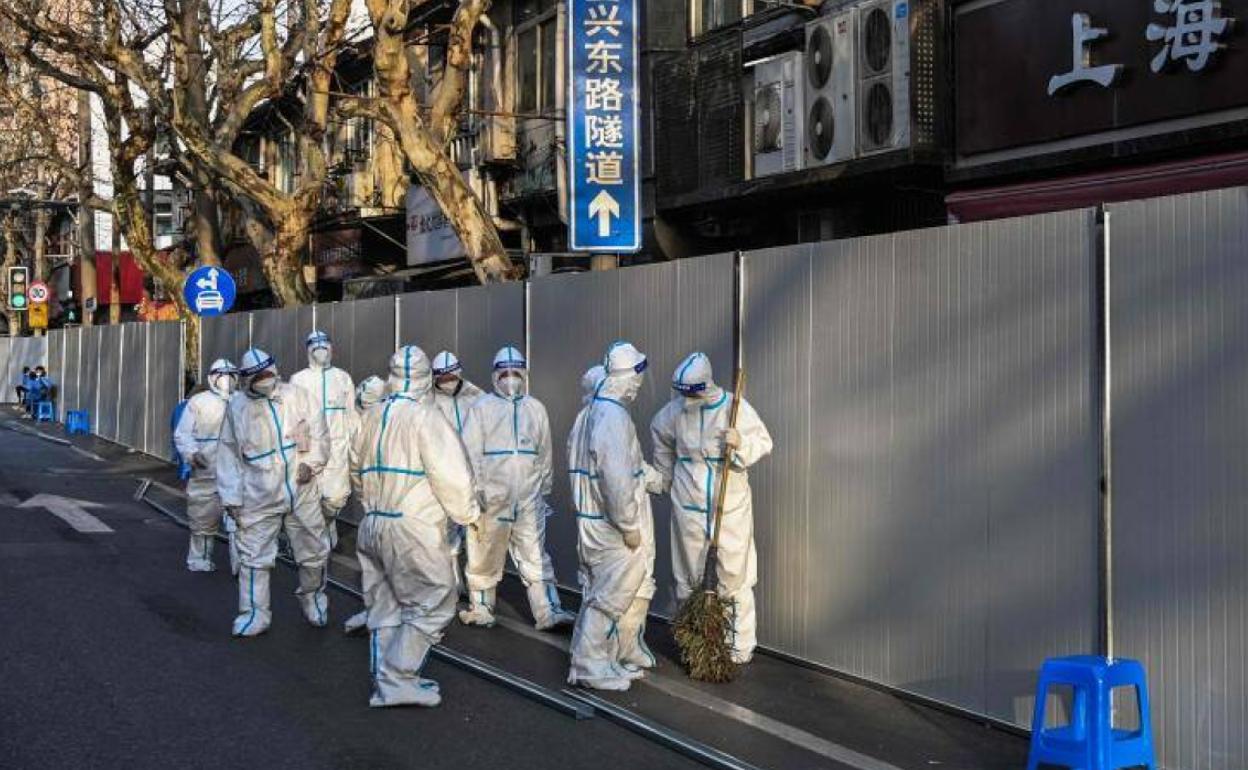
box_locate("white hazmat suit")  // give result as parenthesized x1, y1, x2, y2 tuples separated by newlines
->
(343, 375, 390, 637)
(290, 330, 357, 549)
(351, 346, 480, 707)
(567, 342, 657, 690)
(431, 351, 485, 433)
(650, 352, 772, 663)
(217, 348, 332, 637)
(459, 346, 575, 630)
(173, 359, 237, 571)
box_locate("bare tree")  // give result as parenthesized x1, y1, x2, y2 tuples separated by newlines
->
(338, 0, 517, 283)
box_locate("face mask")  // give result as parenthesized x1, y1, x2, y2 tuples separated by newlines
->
(497, 374, 523, 397)
(249, 374, 277, 397)
(435, 377, 460, 395)
(214, 374, 237, 396)
(310, 347, 331, 367)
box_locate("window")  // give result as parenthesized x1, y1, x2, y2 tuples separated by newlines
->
(515, 7, 559, 115)
(155, 201, 174, 238)
(691, 0, 750, 37)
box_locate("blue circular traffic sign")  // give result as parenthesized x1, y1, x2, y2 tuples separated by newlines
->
(183, 266, 236, 317)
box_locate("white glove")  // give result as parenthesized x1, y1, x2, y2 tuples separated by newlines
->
(295, 463, 315, 485)
(622, 528, 642, 551)
(719, 427, 741, 452)
(643, 463, 667, 495)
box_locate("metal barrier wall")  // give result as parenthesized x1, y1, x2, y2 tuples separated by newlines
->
(119, 324, 146, 450)
(96, 326, 122, 442)
(397, 283, 526, 391)
(1109, 188, 1248, 770)
(743, 211, 1102, 727)
(0, 334, 48, 403)
(529, 256, 735, 611)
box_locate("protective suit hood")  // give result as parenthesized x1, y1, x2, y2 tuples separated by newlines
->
(356, 375, 387, 410)
(581, 364, 606, 405)
(599, 341, 647, 405)
(672, 352, 722, 408)
(491, 345, 528, 399)
(306, 330, 332, 370)
(238, 348, 279, 399)
(432, 350, 465, 395)
(387, 345, 432, 399)
(208, 358, 238, 399)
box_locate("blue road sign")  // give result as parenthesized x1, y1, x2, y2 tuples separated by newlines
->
(182, 266, 236, 317)
(568, 0, 640, 253)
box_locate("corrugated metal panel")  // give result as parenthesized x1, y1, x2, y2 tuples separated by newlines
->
(118, 323, 146, 451)
(145, 322, 182, 460)
(96, 325, 122, 441)
(47, 331, 63, 417)
(201, 313, 249, 372)
(63, 328, 80, 414)
(0, 339, 12, 404)
(1109, 188, 1248, 770)
(743, 211, 1099, 725)
(397, 290, 460, 366)
(455, 283, 525, 390)
(529, 256, 733, 601)
(348, 296, 396, 385)
(79, 326, 101, 428)
(250, 308, 303, 378)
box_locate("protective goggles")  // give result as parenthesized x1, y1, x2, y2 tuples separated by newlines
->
(493, 359, 526, 371)
(238, 354, 275, 377)
(433, 361, 463, 377)
(306, 333, 331, 348)
(673, 380, 706, 396)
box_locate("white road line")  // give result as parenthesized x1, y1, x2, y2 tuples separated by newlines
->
(18, 494, 114, 533)
(491, 615, 902, 770)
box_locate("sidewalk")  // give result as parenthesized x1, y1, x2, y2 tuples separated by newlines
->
(12, 407, 1031, 770)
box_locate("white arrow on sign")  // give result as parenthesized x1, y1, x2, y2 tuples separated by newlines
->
(588, 190, 620, 238)
(19, 494, 113, 533)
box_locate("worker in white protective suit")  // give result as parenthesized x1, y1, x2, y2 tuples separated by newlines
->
(459, 346, 576, 631)
(217, 348, 332, 637)
(431, 351, 484, 434)
(343, 374, 389, 637)
(290, 330, 357, 550)
(173, 358, 237, 572)
(350, 345, 481, 707)
(567, 342, 658, 690)
(650, 352, 772, 664)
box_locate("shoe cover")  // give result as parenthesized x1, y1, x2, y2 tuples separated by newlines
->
(343, 610, 369, 636)
(232, 567, 271, 637)
(186, 533, 216, 572)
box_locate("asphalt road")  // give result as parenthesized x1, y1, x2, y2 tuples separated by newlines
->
(0, 420, 703, 770)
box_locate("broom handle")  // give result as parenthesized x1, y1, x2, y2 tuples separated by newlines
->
(707, 369, 746, 556)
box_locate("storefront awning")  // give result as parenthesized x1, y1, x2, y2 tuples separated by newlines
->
(947, 150, 1248, 223)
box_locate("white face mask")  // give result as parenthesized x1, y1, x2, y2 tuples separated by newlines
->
(213, 374, 237, 396)
(310, 347, 331, 367)
(618, 373, 643, 403)
(497, 373, 523, 397)
(435, 377, 460, 395)
(249, 374, 278, 397)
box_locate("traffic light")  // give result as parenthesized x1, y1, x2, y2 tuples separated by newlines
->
(8, 266, 28, 310)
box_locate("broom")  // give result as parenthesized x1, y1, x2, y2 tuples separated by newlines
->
(673, 369, 746, 683)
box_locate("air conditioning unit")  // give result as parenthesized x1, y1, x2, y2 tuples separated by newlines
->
(804, 11, 856, 168)
(749, 52, 803, 178)
(856, 0, 911, 155)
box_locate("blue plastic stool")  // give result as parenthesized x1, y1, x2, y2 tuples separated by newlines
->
(1027, 656, 1156, 770)
(66, 410, 90, 435)
(35, 401, 54, 422)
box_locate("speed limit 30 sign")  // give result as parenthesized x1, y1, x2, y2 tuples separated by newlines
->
(28, 282, 48, 304)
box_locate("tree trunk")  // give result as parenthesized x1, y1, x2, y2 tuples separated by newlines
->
(3, 215, 19, 337)
(395, 117, 515, 283)
(77, 89, 97, 327)
(109, 211, 122, 325)
(190, 180, 223, 266)
(261, 214, 316, 306)
(374, 125, 407, 210)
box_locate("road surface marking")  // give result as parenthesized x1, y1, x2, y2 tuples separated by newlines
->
(19, 494, 113, 533)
